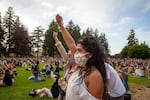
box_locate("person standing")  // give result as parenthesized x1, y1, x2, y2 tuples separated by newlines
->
(56, 14, 107, 100)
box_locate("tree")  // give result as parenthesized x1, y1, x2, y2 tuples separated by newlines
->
(99, 32, 110, 54)
(128, 43, 150, 59)
(127, 29, 138, 46)
(13, 24, 31, 56)
(43, 19, 68, 57)
(121, 29, 150, 59)
(43, 20, 80, 57)
(2, 7, 31, 57)
(121, 29, 139, 58)
(83, 28, 110, 54)
(31, 26, 44, 59)
(66, 20, 81, 43)
(82, 27, 94, 36)
(120, 46, 129, 58)
(0, 13, 6, 56)
(3, 6, 17, 56)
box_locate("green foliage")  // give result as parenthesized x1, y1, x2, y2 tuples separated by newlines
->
(0, 14, 6, 56)
(121, 43, 150, 59)
(1, 6, 31, 57)
(42, 20, 59, 56)
(1, 7, 111, 56)
(121, 46, 129, 58)
(128, 43, 150, 59)
(13, 25, 31, 56)
(121, 29, 150, 59)
(43, 20, 82, 57)
(3, 7, 18, 56)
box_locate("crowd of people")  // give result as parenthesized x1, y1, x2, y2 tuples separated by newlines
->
(0, 58, 17, 87)
(109, 58, 150, 78)
(0, 14, 150, 100)
(0, 57, 64, 85)
(0, 55, 149, 99)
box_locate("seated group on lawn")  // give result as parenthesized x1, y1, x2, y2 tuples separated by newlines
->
(109, 58, 149, 78)
(28, 60, 46, 82)
(0, 53, 149, 99)
(0, 58, 16, 87)
(27, 58, 63, 82)
(0, 14, 150, 100)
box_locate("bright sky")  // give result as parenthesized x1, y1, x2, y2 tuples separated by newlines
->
(0, 0, 150, 55)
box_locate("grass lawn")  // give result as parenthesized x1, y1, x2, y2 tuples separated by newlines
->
(0, 63, 64, 100)
(128, 73, 150, 88)
(0, 63, 150, 100)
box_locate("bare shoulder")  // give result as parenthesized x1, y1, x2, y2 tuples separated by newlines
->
(88, 67, 101, 79)
(84, 67, 104, 99)
(85, 67, 103, 85)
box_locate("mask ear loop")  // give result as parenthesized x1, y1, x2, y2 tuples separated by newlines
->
(80, 52, 90, 57)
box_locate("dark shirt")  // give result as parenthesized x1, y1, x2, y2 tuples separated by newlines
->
(32, 65, 39, 75)
(51, 79, 59, 98)
(3, 74, 12, 86)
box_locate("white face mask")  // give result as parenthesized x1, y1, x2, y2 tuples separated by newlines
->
(74, 53, 88, 67)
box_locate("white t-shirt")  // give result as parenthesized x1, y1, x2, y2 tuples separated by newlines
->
(135, 68, 144, 77)
(105, 63, 126, 97)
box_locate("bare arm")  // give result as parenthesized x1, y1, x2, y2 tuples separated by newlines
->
(56, 14, 76, 55)
(85, 69, 104, 99)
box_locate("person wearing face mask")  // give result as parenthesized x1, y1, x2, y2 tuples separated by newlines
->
(56, 14, 126, 100)
(55, 14, 107, 100)
(74, 52, 89, 67)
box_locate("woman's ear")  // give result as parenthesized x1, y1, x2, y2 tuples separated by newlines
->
(86, 53, 93, 58)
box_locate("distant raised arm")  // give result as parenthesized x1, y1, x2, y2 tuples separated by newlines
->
(53, 31, 68, 61)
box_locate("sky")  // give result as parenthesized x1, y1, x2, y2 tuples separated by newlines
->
(0, 0, 150, 55)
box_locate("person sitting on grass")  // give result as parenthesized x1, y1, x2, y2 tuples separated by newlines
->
(28, 61, 45, 82)
(0, 69, 13, 87)
(0, 67, 4, 86)
(28, 71, 60, 98)
(134, 66, 145, 77)
(41, 64, 53, 78)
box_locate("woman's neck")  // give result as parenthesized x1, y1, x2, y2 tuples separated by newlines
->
(70, 63, 78, 72)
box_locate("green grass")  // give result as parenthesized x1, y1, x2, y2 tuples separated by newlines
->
(128, 73, 150, 88)
(0, 64, 150, 100)
(0, 63, 64, 100)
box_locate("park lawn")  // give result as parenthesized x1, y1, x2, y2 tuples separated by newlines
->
(128, 73, 150, 88)
(0, 63, 150, 100)
(0, 63, 64, 100)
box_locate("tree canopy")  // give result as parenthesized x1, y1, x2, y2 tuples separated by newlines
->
(121, 29, 150, 59)
(1, 6, 149, 59)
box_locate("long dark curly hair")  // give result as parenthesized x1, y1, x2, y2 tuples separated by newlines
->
(77, 34, 107, 99)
